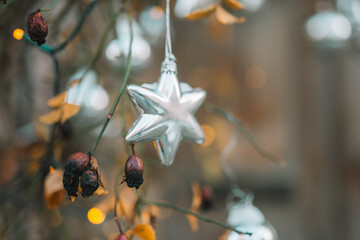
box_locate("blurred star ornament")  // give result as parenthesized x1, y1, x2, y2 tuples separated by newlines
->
(125, 0, 206, 166)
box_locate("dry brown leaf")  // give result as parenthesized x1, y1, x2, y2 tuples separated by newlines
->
(224, 0, 244, 10)
(186, 214, 199, 232)
(216, 6, 246, 25)
(185, 4, 217, 20)
(39, 109, 62, 124)
(68, 79, 81, 88)
(44, 169, 65, 209)
(141, 205, 160, 226)
(133, 224, 156, 240)
(125, 230, 134, 240)
(218, 230, 231, 240)
(116, 187, 137, 220)
(47, 92, 66, 108)
(60, 103, 80, 123)
(191, 182, 202, 210)
(93, 187, 108, 196)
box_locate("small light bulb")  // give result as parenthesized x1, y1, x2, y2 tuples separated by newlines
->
(13, 29, 24, 40)
(87, 207, 106, 225)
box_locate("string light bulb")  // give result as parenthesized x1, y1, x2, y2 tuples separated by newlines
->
(13, 29, 24, 40)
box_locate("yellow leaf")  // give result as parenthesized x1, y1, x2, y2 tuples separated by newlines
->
(224, 0, 244, 10)
(125, 230, 134, 239)
(60, 103, 80, 123)
(185, 4, 217, 20)
(47, 92, 66, 108)
(216, 6, 246, 25)
(186, 214, 199, 232)
(44, 169, 65, 209)
(39, 109, 62, 124)
(133, 224, 156, 240)
(93, 187, 108, 196)
(191, 182, 202, 211)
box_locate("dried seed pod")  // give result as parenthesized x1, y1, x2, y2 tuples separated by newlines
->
(64, 152, 90, 176)
(63, 171, 79, 197)
(60, 121, 74, 139)
(80, 169, 99, 197)
(114, 234, 128, 240)
(122, 155, 144, 189)
(26, 10, 48, 46)
(201, 185, 214, 211)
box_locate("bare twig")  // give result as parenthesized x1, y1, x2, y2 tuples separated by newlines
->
(142, 200, 251, 236)
(90, 12, 133, 155)
(203, 102, 283, 165)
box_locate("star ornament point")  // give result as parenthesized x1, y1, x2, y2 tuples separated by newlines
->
(126, 69, 206, 166)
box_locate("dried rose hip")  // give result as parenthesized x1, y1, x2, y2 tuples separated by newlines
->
(80, 169, 99, 198)
(122, 155, 144, 189)
(64, 152, 90, 175)
(63, 171, 79, 197)
(26, 10, 48, 46)
(114, 234, 128, 240)
(201, 185, 214, 210)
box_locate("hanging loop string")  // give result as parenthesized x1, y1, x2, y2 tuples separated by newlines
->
(162, 0, 177, 73)
(165, 0, 173, 59)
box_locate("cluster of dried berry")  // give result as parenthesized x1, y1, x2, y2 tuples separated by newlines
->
(63, 152, 101, 198)
(26, 10, 48, 46)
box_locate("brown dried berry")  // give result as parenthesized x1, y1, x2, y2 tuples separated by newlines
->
(201, 185, 214, 211)
(60, 121, 74, 139)
(114, 234, 128, 240)
(65, 152, 90, 176)
(115, 234, 128, 240)
(63, 171, 79, 197)
(122, 155, 144, 189)
(26, 10, 48, 46)
(80, 169, 99, 198)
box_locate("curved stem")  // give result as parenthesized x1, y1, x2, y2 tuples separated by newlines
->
(203, 102, 283, 165)
(39, 0, 60, 12)
(23, 0, 98, 54)
(51, 0, 98, 53)
(142, 200, 251, 236)
(90, 12, 133, 155)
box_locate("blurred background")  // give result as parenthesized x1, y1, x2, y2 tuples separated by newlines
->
(1, 0, 360, 239)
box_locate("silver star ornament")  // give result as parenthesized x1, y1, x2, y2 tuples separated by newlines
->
(126, 58, 206, 166)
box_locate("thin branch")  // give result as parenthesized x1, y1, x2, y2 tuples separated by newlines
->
(88, 7, 123, 70)
(51, 0, 98, 53)
(51, 54, 61, 95)
(90, 12, 133, 155)
(40, 54, 61, 179)
(203, 102, 284, 165)
(142, 200, 251, 236)
(114, 216, 124, 234)
(39, 0, 60, 12)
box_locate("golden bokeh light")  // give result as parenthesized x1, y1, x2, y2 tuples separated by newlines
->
(87, 207, 106, 225)
(245, 66, 267, 89)
(13, 29, 24, 40)
(201, 124, 215, 147)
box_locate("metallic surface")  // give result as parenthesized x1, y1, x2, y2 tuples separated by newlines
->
(125, 58, 206, 166)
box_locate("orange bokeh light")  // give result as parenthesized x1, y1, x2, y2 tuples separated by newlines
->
(201, 124, 215, 147)
(13, 29, 24, 40)
(87, 207, 106, 225)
